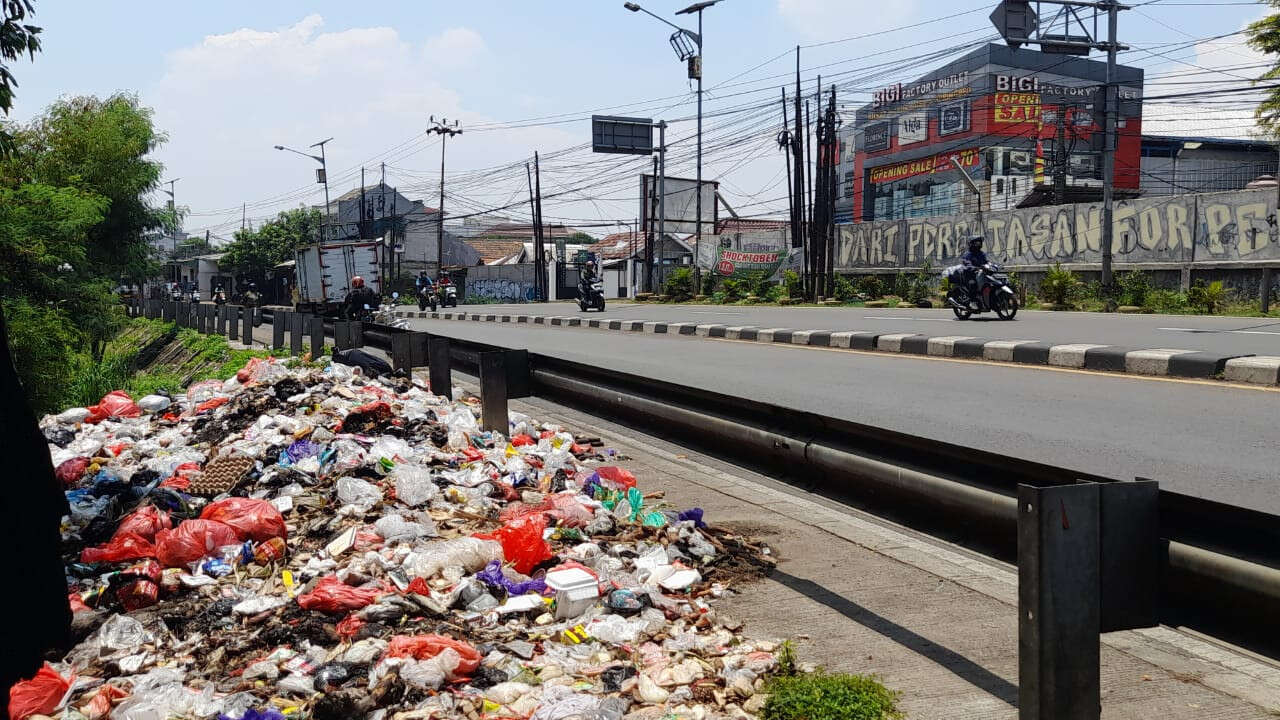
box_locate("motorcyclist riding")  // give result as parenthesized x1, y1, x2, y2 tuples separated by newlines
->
(242, 282, 261, 308)
(213, 286, 227, 305)
(343, 276, 379, 320)
(578, 261, 599, 297)
(961, 235, 990, 306)
(415, 271, 434, 293)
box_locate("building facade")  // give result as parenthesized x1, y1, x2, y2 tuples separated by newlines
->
(842, 44, 1144, 223)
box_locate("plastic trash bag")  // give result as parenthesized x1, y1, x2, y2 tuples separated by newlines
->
(155, 519, 241, 568)
(136, 395, 172, 413)
(113, 505, 172, 542)
(200, 497, 288, 542)
(386, 634, 481, 676)
(404, 537, 502, 579)
(57, 407, 92, 425)
(55, 456, 91, 486)
(374, 514, 436, 543)
(485, 513, 552, 575)
(296, 575, 388, 613)
(7, 663, 72, 720)
(335, 477, 382, 511)
(394, 464, 439, 507)
(85, 391, 142, 424)
(81, 532, 156, 564)
(476, 560, 547, 596)
(332, 349, 392, 378)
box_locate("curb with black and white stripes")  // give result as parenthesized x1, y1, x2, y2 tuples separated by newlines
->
(394, 310, 1280, 386)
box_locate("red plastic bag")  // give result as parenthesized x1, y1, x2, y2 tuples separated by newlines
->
(296, 575, 388, 613)
(155, 519, 240, 568)
(113, 506, 172, 542)
(461, 447, 484, 463)
(8, 663, 72, 720)
(335, 614, 365, 639)
(487, 513, 552, 575)
(55, 457, 91, 486)
(80, 532, 156, 564)
(195, 396, 230, 414)
(85, 391, 142, 424)
(511, 434, 535, 447)
(386, 634, 482, 676)
(403, 577, 432, 596)
(116, 559, 163, 611)
(200, 497, 287, 542)
(596, 466, 637, 491)
(82, 684, 128, 720)
(68, 592, 91, 614)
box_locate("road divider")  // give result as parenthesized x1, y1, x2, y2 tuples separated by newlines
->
(393, 309, 1278, 385)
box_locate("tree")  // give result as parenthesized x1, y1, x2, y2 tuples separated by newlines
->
(221, 207, 321, 283)
(1248, 6, 1280, 136)
(1, 0, 41, 156)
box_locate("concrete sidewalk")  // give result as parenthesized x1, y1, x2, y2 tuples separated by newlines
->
(495, 392, 1280, 719)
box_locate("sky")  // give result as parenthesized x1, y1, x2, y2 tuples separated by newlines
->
(3, 0, 1273, 241)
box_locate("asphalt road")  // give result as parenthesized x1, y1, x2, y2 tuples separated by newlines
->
(407, 316, 1279, 515)
(451, 302, 1280, 357)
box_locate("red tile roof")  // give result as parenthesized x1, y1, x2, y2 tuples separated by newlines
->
(717, 218, 789, 234)
(465, 239, 527, 264)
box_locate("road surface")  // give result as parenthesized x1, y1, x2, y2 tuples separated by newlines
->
(446, 302, 1280, 358)
(406, 316, 1279, 514)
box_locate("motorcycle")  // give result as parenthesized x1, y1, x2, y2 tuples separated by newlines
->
(213, 290, 227, 306)
(417, 284, 437, 312)
(578, 278, 606, 312)
(190, 290, 201, 303)
(944, 263, 1018, 321)
(438, 283, 458, 308)
(169, 288, 184, 302)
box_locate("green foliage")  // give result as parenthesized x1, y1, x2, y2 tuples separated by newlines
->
(776, 640, 798, 678)
(783, 270, 802, 299)
(1116, 270, 1153, 307)
(763, 283, 785, 302)
(1039, 262, 1080, 306)
(857, 275, 886, 299)
(2, 297, 80, 412)
(1144, 289, 1189, 313)
(907, 261, 933, 304)
(221, 207, 322, 284)
(1188, 280, 1228, 314)
(762, 672, 902, 720)
(700, 271, 716, 296)
(891, 272, 910, 299)
(1248, 6, 1280, 137)
(832, 275, 858, 302)
(662, 267, 696, 302)
(0, 0, 42, 156)
(720, 277, 750, 302)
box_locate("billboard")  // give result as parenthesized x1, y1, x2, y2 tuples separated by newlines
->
(897, 111, 929, 146)
(640, 174, 719, 236)
(869, 147, 980, 185)
(864, 122, 891, 152)
(592, 116, 654, 155)
(698, 228, 799, 279)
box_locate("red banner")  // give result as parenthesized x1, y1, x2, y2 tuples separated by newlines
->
(869, 148, 980, 184)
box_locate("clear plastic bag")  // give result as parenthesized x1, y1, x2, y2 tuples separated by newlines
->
(335, 477, 382, 511)
(393, 465, 439, 507)
(374, 514, 436, 543)
(404, 538, 502, 579)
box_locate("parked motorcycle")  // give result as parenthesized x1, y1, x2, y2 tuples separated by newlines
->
(944, 263, 1018, 320)
(578, 278, 606, 312)
(417, 284, 437, 312)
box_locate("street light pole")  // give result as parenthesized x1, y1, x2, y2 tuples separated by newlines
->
(161, 178, 180, 253)
(275, 138, 333, 241)
(427, 117, 463, 279)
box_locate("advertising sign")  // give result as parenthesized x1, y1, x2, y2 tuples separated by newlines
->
(869, 148, 980, 185)
(864, 122, 890, 152)
(897, 112, 929, 146)
(993, 92, 1042, 124)
(938, 100, 970, 136)
(639, 175, 719, 235)
(701, 229, 796, 279)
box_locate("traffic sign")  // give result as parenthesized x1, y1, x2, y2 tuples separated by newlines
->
(990, 0, 1038, 49)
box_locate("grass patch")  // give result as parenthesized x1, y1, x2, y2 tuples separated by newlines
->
(762, 672, 903, 720)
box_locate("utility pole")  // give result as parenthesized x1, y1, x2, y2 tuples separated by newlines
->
(242, 203, 246, 232)
(161, 178, 180, 254)
(527, 161, 540, 302)
(534, 152, 547, 301)
(360, 167, 366, 240)
(427, 116, 463, 279)
(655, 121, 668, 294)
(1100, 0, 1120, 289)
(780, 89, 797, 271)
(792, 47, 807, 300)
(1054, 105, 1069, 205)
(804, 100, 814, 300)
(825, 86, 838, 295)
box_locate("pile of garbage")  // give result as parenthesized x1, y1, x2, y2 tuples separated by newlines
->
(25, 355, 779, 720)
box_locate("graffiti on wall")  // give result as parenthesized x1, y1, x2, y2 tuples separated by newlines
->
(469, 277, 536, 302)
(836, 189, 1280, 270)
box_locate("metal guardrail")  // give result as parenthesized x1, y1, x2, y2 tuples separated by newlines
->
(240, 304, 1280, 651)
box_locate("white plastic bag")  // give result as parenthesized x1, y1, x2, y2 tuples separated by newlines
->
(404, 538, 502, 579)
(336, 477, 382, 511)
(374, 513, 437, 543)
(394, 465, 439, 507)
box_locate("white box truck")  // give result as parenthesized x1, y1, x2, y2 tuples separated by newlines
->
(294, 241, 382, 315)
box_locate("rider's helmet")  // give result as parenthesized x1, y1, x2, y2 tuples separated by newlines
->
(967, 235, 984, 252)
(351, 276, 365, 289)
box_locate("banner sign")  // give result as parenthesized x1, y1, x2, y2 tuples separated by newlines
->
(864, 122, 890, 152)
(938, 99, 971, 136)
(898, 111, 928, 146)
(869, 148, 980, 185)
(993, 92, 1043, 124)
(702, 229, 797, 279)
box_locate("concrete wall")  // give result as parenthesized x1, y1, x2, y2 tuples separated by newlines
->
(463, 264, 538, 302)
(836, 188, 1280, 271)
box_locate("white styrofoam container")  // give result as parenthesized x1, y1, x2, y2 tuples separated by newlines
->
(546, 567, 600, 620)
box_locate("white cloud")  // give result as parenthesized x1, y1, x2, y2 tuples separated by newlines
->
(424, 27, 486, 69)
(147, 16, 575, 234)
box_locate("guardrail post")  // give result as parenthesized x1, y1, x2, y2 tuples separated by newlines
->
(217, 306, 228, 335)
(196, 304, 207, 333)
(351, 320, 365, 348)
(428, 336, 452, 400)
(391, 333, 413, 373)
(411, 332, 430, 368)
(309, 316, 325, 358)
(227, 306, 240, 341)
(479, 351, 509, 434)
(290, 313, 305, 356)
(272, 311, 286, 350)
(1018, 483, 1100, 720)
(242, 305, 254, 346)
(1098, 480, 1160, 633)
